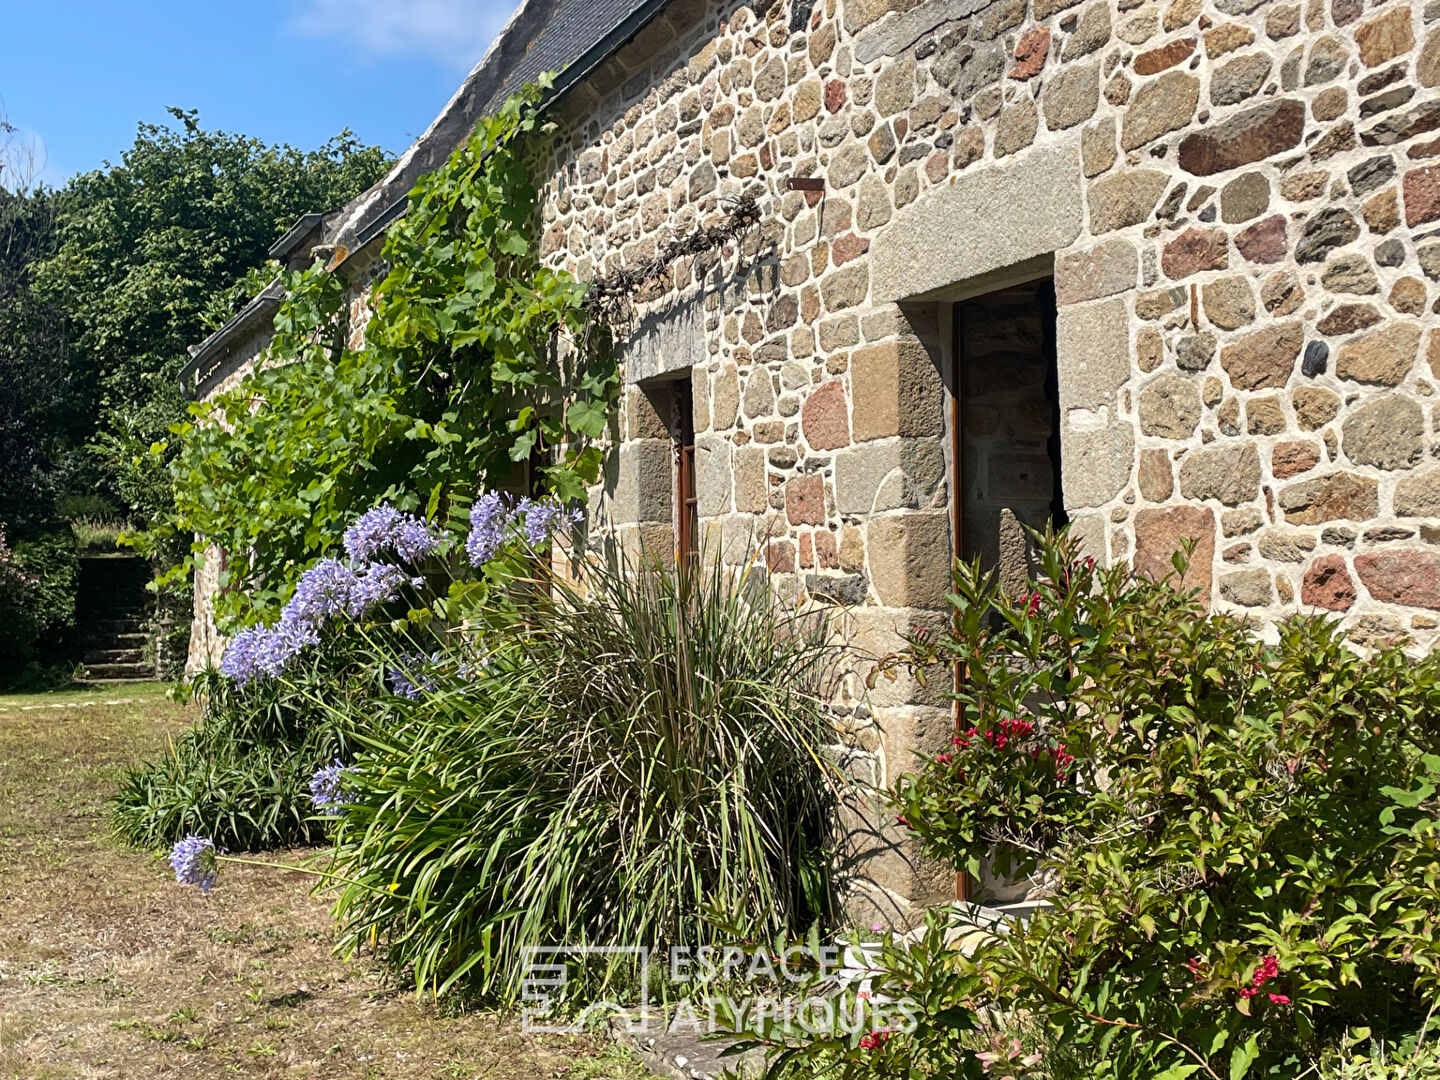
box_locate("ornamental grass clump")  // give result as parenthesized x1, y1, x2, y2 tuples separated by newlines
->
(320, 552, 845, 1000)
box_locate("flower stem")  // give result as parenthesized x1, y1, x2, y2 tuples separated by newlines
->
(215, 854, 408, 900)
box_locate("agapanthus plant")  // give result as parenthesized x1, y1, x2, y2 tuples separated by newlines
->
(308, 760, 356, 814)
(168, 834, 220, 892)
(167, 827, 401, 898)
(386, 652, 442, 700)
(342, 504, 440, 565)
(220, 501, 435, 686)
(464, 491, 580, 568)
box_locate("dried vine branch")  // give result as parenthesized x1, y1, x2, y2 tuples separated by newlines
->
(581, 192, 761, 326)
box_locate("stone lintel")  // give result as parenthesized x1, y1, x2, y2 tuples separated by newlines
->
(870, 141, 1083, 304)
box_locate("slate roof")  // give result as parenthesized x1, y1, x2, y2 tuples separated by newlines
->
(477, 0, 662, 116)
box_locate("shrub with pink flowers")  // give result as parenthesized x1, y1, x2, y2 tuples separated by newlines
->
(875, 528, 1440, 1078)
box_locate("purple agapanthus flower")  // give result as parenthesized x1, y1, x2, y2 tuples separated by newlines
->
(309, 760, 356, 815)
(466, 492, 513, 566)
(284, 558, 358, 625)
(517, 496, 584, 546)
(343, 504, 440, 566)
(219, 625, 268, 685)
(221, 559, 419, 686)
(169, 834, 220, 892)
(386, 651, 440, 700)
(345, 563, 419, 618)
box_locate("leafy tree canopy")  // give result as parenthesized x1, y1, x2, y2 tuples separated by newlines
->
(30, 108, 392, 522)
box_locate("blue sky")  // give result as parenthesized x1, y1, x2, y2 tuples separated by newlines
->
(4, 0, 518, 188)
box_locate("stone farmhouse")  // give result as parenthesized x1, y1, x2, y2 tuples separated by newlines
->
(182, 0, 1440, 921)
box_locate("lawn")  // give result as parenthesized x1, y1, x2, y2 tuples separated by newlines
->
(0, 683, 648, 1080)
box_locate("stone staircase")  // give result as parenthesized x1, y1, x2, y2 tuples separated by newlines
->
(77, 555, 154, 683)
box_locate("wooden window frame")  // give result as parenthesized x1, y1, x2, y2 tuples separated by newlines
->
(673, 375, 698, 562)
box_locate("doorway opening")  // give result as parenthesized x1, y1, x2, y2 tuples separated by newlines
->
(945, 275, 1064, 903)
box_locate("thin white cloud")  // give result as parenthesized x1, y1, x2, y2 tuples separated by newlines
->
(288, 0, 512, 68)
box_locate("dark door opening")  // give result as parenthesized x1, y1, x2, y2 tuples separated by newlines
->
(946, 277, 1064, 903)
(949, 278, 1066, 577)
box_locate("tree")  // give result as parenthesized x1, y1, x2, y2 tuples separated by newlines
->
(0, 145, 70, 532)
(33, 108, 391, 523)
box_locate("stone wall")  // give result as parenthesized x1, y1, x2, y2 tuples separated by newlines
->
(516, 0, 1440, 914)
(192, 0, 1440, 915)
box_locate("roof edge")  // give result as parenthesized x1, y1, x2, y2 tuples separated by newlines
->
(268, 212, 326, 260)
(179, 278, 285, 400)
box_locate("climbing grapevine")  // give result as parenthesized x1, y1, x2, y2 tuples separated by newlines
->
(152, 79, 618, 626)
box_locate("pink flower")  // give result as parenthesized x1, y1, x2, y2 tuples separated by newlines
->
(1239, 988, 1257, 999)
(1253, 956, 1280, 987)
(1183, 956, 1207, 979)
(896, 815, 913, 830)
(859, 1030, 890, 1050)
(1268, 993, 1290, 1004)
(935, 752, 953, 765)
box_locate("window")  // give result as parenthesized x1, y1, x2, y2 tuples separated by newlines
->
(673, 375, 698, 561)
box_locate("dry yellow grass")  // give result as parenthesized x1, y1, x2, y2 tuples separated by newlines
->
(0, 684, 646, 1080)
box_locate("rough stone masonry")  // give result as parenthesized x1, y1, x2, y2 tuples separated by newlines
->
(193, 0, 1440, 922)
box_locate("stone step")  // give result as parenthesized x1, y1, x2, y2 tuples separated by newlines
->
(83, 662, 153, 680)
(84, 648, 145, 665)
(85, 621, 147, 641)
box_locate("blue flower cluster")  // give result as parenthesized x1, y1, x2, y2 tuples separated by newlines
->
(309, 760, 356, 814)
(221, 503, 437, 686)
(465, 492, 511, 566)
(343, 504, 440, 566)
(386, 651, 441, 700)
(169, 834, 219, 892)
(465, 491, 581, 567)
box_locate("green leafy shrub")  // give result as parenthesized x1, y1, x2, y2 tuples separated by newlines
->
(715, 909, 997, 1080)
(880, 531, 1440, 1078)
(112, 659, 360, 851)
(323, 554, 843, 999)
(0, 528, 79, 684)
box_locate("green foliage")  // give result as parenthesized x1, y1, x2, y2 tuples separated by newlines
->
(2, 111, 388, 672)
(28, 110, 389, 525)
(157, 81, 617, 627)
(0, 524, 41, 676)
(36, 110, 390, 512)
(0, 530, 80, 682)
(1321, 1028, 1440, 1080)
(883, 530, 1440, 1078)
(716, 910, 993, 1080)
(70, 516, 130, 553)
(323, 553, 841, 1000)
(0, 186, 70, 532)
(112, 663, 358, 852)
